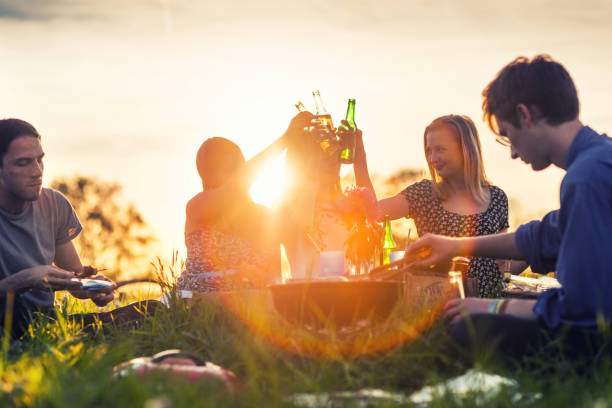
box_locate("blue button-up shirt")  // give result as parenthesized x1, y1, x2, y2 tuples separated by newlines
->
(515, 126, 612, 328)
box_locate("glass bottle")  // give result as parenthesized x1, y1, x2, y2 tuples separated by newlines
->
(449, 256, 471, 298)
(312, 90, 338, 155)
(381, 215, 397, 265)
(339, 98, 356, 164)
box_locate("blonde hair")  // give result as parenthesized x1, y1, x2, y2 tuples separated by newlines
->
(423, 115, 491, 204)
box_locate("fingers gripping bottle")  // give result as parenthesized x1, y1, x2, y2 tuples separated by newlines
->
(312, 90, 340, 156)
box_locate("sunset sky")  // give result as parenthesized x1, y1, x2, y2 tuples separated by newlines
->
(2, 0, 611, 258)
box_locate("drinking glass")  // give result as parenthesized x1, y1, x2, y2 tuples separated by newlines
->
(319, 251, 345, 277)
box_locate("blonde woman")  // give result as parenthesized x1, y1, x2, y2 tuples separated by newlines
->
(354, 114, 513, 297)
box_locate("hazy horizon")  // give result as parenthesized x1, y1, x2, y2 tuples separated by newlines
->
(2, 0, 611, 258)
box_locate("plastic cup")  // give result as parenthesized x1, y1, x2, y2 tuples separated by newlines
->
(388, 250, 406, 270)
(319, 251, 345, 277)
(389, 250, 406, 263)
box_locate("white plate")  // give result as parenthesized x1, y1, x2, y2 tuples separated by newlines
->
(71, 278, 114, 290)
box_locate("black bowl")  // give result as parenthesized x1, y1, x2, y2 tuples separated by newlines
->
(268, 280, 402, 327)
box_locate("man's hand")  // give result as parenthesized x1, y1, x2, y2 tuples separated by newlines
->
(1, 265, 83, 292)
(76, 264, 98, 278)
(443, 297, 538, 326)
(69, 275, 116, 307)
(405, 233, 461, 269)
(443, 297, 493, 325)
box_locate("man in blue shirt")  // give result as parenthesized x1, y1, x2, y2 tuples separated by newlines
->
(406, 55, 612, 357)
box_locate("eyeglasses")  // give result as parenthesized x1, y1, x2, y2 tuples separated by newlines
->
(495, 135, 512, 147)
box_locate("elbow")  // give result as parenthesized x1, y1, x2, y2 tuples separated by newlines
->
(186, 197, 202, 220)
(185, 199, 195, 218)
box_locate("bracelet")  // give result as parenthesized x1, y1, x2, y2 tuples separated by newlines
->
(487, 299, 507, 314)
(487, 299, 501, 313)
(495, 299, 506, 314)
(498, 299, 509, 314)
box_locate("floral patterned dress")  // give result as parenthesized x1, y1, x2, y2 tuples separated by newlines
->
(178, 223, 278, 293)
(402, 180, 509, 298)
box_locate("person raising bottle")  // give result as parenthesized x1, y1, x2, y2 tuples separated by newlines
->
(351, 114, 525, 297)
(178, 112, 314, 293)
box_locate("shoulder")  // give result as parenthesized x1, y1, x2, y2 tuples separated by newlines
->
(488, 185, 508, 203)
(402, 179, 433, 197)
(565, 146, 612, 192)
(38, 188, 73, 210)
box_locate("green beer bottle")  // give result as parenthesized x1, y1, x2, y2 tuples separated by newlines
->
(382, 215, 397, 265)
(339, 98, 356, 164)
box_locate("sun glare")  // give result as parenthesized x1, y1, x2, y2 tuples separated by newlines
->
(249, 152, 287, 208)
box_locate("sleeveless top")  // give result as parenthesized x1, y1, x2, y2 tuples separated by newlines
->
(178, 223, 277, 292)
(402, 180, 509, 297)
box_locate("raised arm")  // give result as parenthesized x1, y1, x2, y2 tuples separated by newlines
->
(351, 123, 413, 221)
(186, 112, 314, 225)
(352, 125, 376, 196)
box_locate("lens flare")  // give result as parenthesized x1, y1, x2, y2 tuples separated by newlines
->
(249, 152, 287, 208)
(191, 272, 458, 360)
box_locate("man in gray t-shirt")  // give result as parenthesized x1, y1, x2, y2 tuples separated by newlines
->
(0, 119, 116, 336)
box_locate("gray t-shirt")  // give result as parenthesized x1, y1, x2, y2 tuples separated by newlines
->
(0, 188, 82, 307)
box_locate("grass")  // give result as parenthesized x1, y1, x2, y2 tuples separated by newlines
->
(2, 273, 612, 407)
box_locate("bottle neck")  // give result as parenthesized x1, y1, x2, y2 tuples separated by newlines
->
(313, 91, 328, 115)
(345, 101, 356, 128)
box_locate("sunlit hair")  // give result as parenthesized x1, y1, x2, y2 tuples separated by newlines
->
(424, 115, 490, 204)
(482, 54, 579, 133)
(196, 137, 245, 183)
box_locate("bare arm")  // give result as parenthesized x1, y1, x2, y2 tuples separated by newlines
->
(456, 232, 525, 259)
(186, 112, 314, 226)
(0, 265, 82, 294)
(351, 126, 413, 221)
(494, 229, 528, 276)
(54, 240, 83, 274)
(406, 231, 526, 269)
(444, 297, 537, 323)
(353, 127, 376, 196)
(377, 195, 412, 221)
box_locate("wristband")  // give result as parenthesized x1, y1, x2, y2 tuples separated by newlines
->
(498, 299, 509, 314)
(494, 299, 506, 314)
(487, 299, 501, 313)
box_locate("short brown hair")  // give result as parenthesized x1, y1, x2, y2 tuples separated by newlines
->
(0, 119, 41, 166)
(482, 55, 579, 133)
(196, 137, 245, 181)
